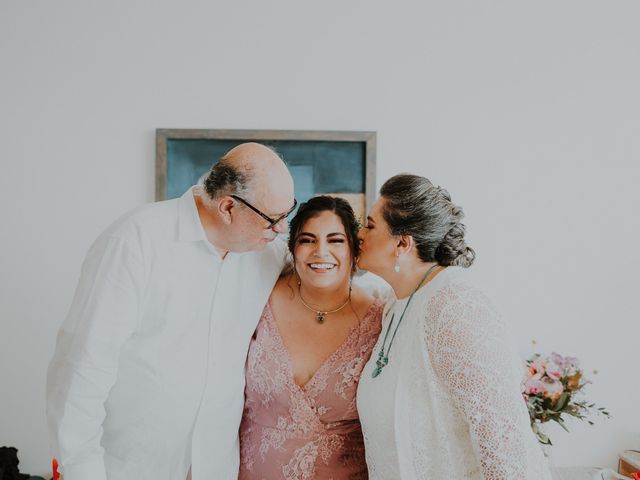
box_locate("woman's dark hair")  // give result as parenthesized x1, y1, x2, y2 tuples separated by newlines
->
(380, 174, 475, 268)
(288, 196, 360, 273)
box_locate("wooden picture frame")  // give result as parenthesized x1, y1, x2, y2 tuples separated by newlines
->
(155, 129, 377, 219)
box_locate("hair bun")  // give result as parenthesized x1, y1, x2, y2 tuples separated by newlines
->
(435, 223, 476, 267)
(380, 174, 476, 268)
(450, 205, 464, 219)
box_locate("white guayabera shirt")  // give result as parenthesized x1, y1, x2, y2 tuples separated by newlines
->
(47, 187, 287, 480)
(357, 267, 553, 480)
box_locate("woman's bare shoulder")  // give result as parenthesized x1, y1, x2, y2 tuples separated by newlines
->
(271, 274, 298, 307)
(350, 285, 381, 319)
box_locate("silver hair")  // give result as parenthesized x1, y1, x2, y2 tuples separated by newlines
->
(202, 161, 250, 200)
(380, 174, 475, 267)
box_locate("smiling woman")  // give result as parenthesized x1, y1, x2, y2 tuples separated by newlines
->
(290, 205, 355, 323)
(238, 196, 384, 480)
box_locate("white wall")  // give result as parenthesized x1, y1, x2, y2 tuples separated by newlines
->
(1, 0, 638, 475)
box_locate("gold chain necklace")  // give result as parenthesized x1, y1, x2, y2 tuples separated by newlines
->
(298, 284, 352, 324)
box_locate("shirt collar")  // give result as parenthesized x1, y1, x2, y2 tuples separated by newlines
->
(177, 186, 209, 243)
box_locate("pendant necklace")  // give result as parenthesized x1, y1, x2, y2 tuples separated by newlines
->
(298, 284, 352, 324)
(372, 264, 441, 378)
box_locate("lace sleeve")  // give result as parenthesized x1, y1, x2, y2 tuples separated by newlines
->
(425, 283, 531, 479)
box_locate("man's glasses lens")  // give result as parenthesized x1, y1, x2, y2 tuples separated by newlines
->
(231, 195, 297, 228)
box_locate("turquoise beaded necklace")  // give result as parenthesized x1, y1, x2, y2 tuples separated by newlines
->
(371, 264, 440, 378)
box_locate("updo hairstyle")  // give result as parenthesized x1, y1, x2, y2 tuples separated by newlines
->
(379, 174, 475, 268)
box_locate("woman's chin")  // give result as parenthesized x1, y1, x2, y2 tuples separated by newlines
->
(301, 273, 346, 290)
(356, 257, 370, 272)
(357, 261, 385, 279)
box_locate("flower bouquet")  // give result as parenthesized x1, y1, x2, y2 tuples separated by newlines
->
(522, 351, 610, 445)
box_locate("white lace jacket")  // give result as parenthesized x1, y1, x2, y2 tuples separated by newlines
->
(358, 268, 552, 479)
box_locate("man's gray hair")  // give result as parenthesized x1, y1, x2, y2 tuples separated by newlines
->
(202, 144, 283, 200)
(202, 160, 251, 200)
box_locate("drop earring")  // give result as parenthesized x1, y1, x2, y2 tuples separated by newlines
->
(394, 255, 400, 273)
(293, 266, 301, 287)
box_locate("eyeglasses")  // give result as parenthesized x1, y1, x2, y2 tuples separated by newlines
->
(230, 194, 298, 229)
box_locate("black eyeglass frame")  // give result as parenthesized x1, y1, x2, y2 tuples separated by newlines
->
(230, 194, 298, 229)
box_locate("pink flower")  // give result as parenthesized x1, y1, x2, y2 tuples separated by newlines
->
(551, 352, 564, 366)
(541, 376, 564, 401)
(523, 373, 563, 400)
(549, 352, 581, 377)
(523, 374, 546, 395)
(563, 356, 580, 375)
(528, 358, 547, 377)
(546, 361, 564, 379)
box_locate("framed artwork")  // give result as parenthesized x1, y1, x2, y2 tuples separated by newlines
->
(155, 129, 377, 220)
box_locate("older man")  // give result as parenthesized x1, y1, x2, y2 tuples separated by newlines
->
(47, 143, 295, 480)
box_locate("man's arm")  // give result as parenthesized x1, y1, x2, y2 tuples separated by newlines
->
(47, 233, 143, 480)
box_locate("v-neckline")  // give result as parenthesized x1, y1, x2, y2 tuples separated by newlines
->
(265, 299, 367, 392)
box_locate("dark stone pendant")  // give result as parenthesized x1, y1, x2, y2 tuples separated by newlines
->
(316, 312, 326, 323)
(372, 351, 389, 378)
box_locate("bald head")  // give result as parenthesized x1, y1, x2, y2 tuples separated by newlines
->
(222, 142, 283, 170)
(203, 142, 294, 207)
(197, 142, 295, 253)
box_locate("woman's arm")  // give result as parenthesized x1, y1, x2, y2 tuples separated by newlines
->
(426, 285, 534, 479)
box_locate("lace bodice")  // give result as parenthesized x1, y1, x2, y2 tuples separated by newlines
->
(239, 298, 383, 480)
(357, 268, 552, 480)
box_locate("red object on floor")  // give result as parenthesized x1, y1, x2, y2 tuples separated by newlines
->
(629, 472, 640, 480)
(52, 458, 60, 480)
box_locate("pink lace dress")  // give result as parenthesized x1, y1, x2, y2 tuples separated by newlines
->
(239, 298, 383, 480)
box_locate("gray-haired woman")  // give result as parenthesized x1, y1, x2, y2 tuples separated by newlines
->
(356, 174, 551, 480)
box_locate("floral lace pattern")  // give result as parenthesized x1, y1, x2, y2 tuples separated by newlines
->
(239, 298, 383, 480)
(358, 268, 553, 480)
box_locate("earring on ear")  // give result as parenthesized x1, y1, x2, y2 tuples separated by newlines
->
(394, 254, 400, 273)
(292, 265, 301, 287)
